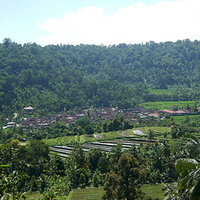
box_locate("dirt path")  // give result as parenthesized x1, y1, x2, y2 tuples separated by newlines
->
(13, 112, 18, 120)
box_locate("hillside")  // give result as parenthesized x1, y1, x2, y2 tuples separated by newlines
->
(1, 38, 200, 118)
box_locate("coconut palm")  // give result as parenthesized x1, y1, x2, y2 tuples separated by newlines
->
(185, 136, 200, 159)
(175, 158, 200, 200)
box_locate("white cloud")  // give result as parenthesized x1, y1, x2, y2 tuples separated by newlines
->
(38, 0, 200, 45)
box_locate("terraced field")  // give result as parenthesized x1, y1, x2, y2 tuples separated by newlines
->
(50, 138, 158, 157)
(44, 127, 171, 147)
(139, 101, 196, 110)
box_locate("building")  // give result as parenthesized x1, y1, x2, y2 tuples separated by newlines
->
(161, 109, 187, 116)
(23, 106, 34, 113)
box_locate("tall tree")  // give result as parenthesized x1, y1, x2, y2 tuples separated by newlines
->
(103, 153, 142, 200)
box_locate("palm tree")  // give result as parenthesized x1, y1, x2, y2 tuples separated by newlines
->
(171, 158, 200, 200)
(148, 129, 154, 139)
(185, 136, 200, 159)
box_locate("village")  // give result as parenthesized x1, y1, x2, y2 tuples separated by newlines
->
(4, 105, 200, 130)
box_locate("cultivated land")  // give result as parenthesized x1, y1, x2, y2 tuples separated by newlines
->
(172, 114, 200, 122)
(48, 126, 173, 159)
(139, 101, 197, 110)
(67, 184, 165, 200)
(43, 127, 172, 147)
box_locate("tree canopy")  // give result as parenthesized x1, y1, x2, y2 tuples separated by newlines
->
(1, 39, 200, 118)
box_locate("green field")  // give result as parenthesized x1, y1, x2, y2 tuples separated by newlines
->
(68, 184, 165, 200)
(139, 101, 196, 110)
(172, 115, 200, 122)
(142, 184, 165, 199)
(43, 127, 172, 146)
(43, 130, 128, 146)
(149, 89, 172, 95)
(68, 188, 104, 200)
(139, 127, 171, 136)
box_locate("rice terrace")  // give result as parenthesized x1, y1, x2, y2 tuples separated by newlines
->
(139, 100, 197, 110)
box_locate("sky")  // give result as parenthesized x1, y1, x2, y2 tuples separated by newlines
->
(1, 0, 200, 46)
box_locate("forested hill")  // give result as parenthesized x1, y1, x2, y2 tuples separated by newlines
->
(1, 38, 200, 117)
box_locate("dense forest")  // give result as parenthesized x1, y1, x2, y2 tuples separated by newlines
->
(1, 38, 200, 119)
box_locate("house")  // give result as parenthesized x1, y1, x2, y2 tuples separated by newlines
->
(148, 113, 159, 118)
(7, 122, 16, 126)
(23, 106, 34, 113)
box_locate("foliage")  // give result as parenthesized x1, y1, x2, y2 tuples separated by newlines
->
(103, 153, 143, 200)
(2, 39, 200, 118)
(0, 171, 29, 200)
(42, 175, 70, 200)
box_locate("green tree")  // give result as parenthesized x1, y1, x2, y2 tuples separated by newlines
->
(112, 118, 122, 131)
(3, 38, 12, 48)
(103, 153, 141, 200)
(111, 143, 123, 164)
(87, 148, 102, 171)
(0, 171, 29, 200)
(70, 144, 87, 169)
(98, 152, 111, 174)
(107, 121, 113, 132)
(123, 119, 133, 129)
(164, 158, 200, 200)
(185, 136, 200, 159)
(28, 140, 50, 176)
(102, 122, 108, 132)
(84, 124, 94, 134)
(79, 173, 86, 188)
(148, 129, 154, 139)
(92, 172, 99, 187)
(75, 117, 90, 128)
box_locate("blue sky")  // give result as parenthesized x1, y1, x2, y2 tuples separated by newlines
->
(1, 0, 200, 46)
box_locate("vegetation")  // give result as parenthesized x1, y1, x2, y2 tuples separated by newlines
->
(2, 38, 200, 199)
(139, 101, 197, 110)
(2, 124, 200, 199)
(149, 89, 172, 95)
(69, 188, 104, 200)
(68, 184, 165, 200)
(1, 39, 200, 121)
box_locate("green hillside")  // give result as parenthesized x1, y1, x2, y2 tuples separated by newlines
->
(1, 39, 200, 120)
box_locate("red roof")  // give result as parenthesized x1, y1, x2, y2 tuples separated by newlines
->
(148, 113, 159, 117)
(162, 110, 186, 114)
(176, 110, 187, 114)
(162, 110, 176, 114)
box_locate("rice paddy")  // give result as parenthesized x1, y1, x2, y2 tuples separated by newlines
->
(139, 101, 197, 110)
(67, 184, 165, 200)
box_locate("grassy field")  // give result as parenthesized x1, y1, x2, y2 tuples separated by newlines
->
(69, 188, 104, 200)
(25, 184, 165, 199)
(68, 184, 165, 200)
(142, 184, 165, 199)
(149, 89, 172, 95)
(139, 101, 196, 110)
